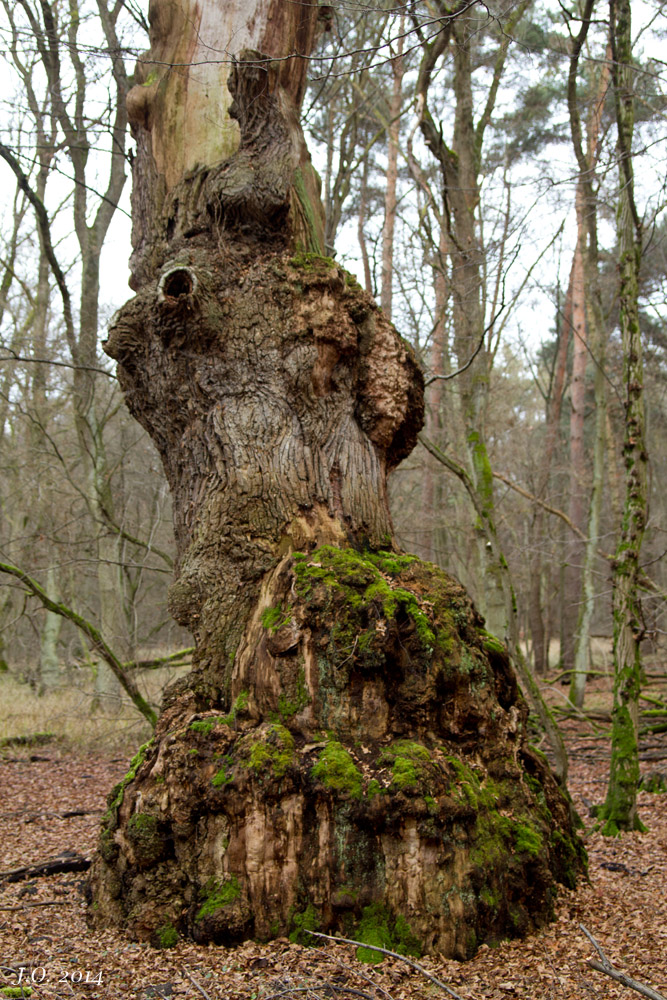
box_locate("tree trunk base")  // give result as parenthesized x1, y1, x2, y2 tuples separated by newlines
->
(88, 549, 585, 957)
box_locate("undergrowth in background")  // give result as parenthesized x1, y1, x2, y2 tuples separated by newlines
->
(0, 663, 189, 754)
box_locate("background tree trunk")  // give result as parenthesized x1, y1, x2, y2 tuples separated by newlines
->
(561, 217, 587, 678)
(599, 0, 647, 835)
(380, 13, 404, 318)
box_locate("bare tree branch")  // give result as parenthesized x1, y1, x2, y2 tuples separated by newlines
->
(0, 559, 156, 727)
(581, 925, 667, 1000)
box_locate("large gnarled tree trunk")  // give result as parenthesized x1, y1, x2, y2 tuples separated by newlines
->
(89, 0, 584, 956)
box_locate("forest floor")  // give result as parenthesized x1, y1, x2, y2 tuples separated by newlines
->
(1, 678, 666, 1000)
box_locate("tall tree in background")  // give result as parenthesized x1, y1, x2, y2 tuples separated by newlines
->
(565, 8, 612, 709)
(89, 0, 582, 953)
(0, 0, 183, 701)
(599, 0, 648, 834)
(413, 0, 530, 639)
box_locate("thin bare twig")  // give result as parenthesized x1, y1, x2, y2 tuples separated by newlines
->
(306, 931, 469, 999)
(580, 925, 667, 1000)
(182, 968, 212, 1000)
(316, 947, 394, 1000)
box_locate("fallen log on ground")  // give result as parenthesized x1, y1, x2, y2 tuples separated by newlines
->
(0, 852, 91, 883)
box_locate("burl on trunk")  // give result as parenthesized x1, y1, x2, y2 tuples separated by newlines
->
(89, 0, 584, 957)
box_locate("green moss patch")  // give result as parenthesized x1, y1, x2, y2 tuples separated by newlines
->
(289, 251, 337, 271)
(354, 903, 421, 963)
(261, 603, 293, 632)
(480, 629, 506, 656)
(292, 546, 435, 659)
(312, 740, 362, 799)
(189, 720, 216, 735)
(127, 812, 165, 867)
(367, 779, 382, 800)
(211, 757, 234, 787)
(190, 693, 249, 733)
(277, 667, 310, 720)
(244, 724, 295, 778)
(289, 903, 320, 945)
(379, 741, 432, 791)
(103, 739, 153, 827)
(219, 690, 249, 728)
(197, 876, 241, 920)
(156, 922, 179, 948)
(513, 821, 543, 857)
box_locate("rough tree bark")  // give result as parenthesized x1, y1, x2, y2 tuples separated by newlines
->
(89, 0, 584, 955)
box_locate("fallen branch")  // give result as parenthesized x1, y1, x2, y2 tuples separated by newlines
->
(182, 969, 212, 1000)
(0, 853, 91, 884)
(315, 947, 394, 1000)
(0, 900, 76, 910)
(581, 925, 667, 1000)
(0, 733, 56, 748)
(306, 931, 468, 1000)
(640, 723, 667, 736)
(122, 647, 194, 671)
(0, 809, 102, 821)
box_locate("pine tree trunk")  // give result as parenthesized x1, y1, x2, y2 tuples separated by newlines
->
(561, 217, 587, 679)
(89, 0, 584, 954)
